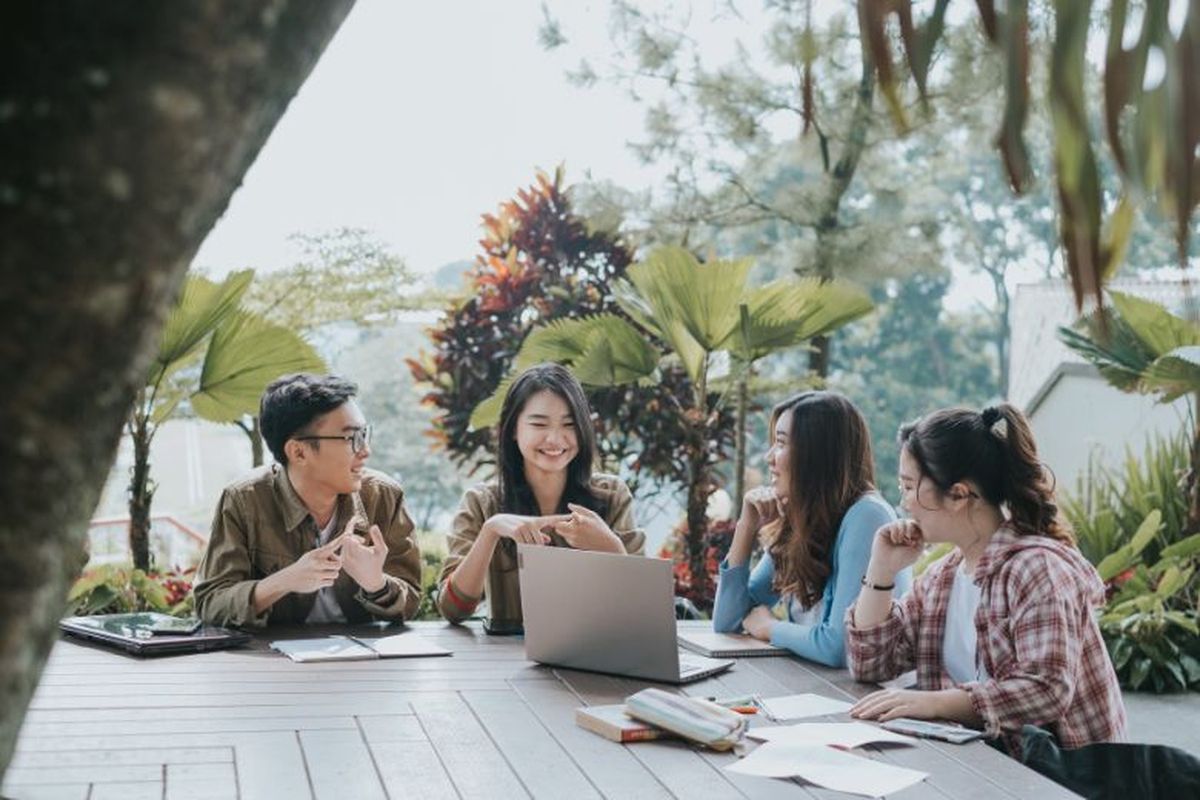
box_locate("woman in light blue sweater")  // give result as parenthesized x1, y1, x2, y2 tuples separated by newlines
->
(713, 391, 911, 667)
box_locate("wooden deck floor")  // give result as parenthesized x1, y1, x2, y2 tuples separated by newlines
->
(3, 621, 1078, 799)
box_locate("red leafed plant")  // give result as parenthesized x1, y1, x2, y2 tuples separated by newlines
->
(658, 517, 737, 614)
(406, 166, 732, 489)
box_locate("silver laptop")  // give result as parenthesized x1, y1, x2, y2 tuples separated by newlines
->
(517, 544, 734, 684)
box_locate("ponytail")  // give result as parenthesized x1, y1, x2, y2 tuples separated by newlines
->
(900, 403, 1073, 545)
(984, 404, 1073, 544)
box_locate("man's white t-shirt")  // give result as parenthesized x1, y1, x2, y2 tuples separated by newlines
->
(942, 562, 990, 684)
(305, 514, 347, 624)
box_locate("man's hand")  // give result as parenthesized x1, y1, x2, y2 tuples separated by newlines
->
(742, 604, 777, 641)
(279, 533, 344, 594)
(341, 522, 389, 593)
(554, 503, 623, 552)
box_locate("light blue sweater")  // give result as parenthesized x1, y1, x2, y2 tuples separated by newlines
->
(712, 492, 912, 667)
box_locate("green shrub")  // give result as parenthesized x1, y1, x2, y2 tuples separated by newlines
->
(68, 564, 195, 617)
(414, 530, 447, 621)
(1063, 431, 1190, 566)
(1063, 434, 1200, 692)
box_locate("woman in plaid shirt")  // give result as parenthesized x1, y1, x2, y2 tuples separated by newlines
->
(846, 403, 1126, 755)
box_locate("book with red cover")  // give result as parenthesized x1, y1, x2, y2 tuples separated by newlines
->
(574, 704, 674, 743)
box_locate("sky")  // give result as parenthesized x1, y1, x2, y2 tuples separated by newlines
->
(193, 1, 679, 278)
(191, 0, 1025, 310)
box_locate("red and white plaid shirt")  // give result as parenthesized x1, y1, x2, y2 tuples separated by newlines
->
(846, 526, 1127, 753)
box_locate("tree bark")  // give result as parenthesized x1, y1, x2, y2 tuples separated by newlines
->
(0, 0, 354, 780)
(806, 36, 876, 378)
(127, 408, 155, 572)
(733, 367, 749, 515)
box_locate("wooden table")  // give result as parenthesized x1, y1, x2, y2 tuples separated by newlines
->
(3, 621, 1078, 800)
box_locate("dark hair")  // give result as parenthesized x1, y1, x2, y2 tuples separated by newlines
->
(898, 403, 1073, 545)
(763, 391, 877, 608)
(260, 373, 358, 465)
(495, 363, 603, 516)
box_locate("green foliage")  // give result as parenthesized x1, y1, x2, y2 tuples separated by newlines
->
(127, 270, 326, 570)
(871, 0, 1200, 305)
(1063, 429, 1191, 568)
(1064, 433, 1200, 692)
(475, 244, 871, 597)
(830, 271, 1000, 497)
(408, 168, 731, 491)
(413, 531, 447, 622)
(242, 227, 420, 331)
(67, 565, 195, 617)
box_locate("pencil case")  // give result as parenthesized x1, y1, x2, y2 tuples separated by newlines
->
(624, 688, 748, 750)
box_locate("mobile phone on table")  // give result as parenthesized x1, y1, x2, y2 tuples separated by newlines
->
(482, 617, 524, 636)
(881, 717, 985, 744)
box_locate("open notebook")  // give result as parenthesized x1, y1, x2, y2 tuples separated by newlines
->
(677, 631, 787, 658)
(271, 634, 451, 663)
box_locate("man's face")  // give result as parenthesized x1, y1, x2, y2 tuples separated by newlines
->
(292, 400, 371, 494)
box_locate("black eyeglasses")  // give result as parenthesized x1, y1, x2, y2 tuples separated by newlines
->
(295, 426, 371, 455)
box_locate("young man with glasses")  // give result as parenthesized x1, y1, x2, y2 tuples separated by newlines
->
(194, 374, 422, 627)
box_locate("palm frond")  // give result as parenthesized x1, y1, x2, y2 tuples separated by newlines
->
(153, 270, 253, 382)
(189, 310, 326, 423)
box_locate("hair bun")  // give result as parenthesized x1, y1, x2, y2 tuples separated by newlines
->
(981, 406, 1007, 439)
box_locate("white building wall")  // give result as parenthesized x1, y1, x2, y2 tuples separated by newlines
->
(1027, 372, 1192, 491)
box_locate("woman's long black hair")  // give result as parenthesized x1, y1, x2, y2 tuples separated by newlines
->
(495, 363, 605, 516)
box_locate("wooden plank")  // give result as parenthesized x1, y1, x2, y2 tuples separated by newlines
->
(17, 715, 357, 738)
(10, 746, 232, 767)
(0, 783, 91, 800)
(165, 762, 238, 800)
(2, 764, 162, 784)
(298, 728, 386, 800)
(22, 705, 386, 723)
(26, 691, 424, 711)
(509, 680, 673, 799)
(90, 782, 164, 800)
(368, 739, 460, 800)
(231, 731, 313, 800)
(356, 714, 427, 744)
(36, 677, 526, 695)
(409, 693, 530, 800)
(461, 689, 601, 800)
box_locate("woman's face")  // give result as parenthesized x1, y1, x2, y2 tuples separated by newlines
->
(898, 446, 955, 541)
(766, 409, 793, 498)
(515, 389, 579, 478)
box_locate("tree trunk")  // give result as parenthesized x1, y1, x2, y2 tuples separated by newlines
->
(0, 0, 353, 780)
(685, 425, 713, 606)
(733, 367, 749, 514)
(127, 410, 155, 572)
(804, 40, 876, 379)
(251, 415, 265, 467)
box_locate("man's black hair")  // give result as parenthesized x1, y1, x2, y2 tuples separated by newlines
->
(259, 373, 358, 465)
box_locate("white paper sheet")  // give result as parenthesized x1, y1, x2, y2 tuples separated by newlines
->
(880, 670, 918, 690)
(726, 742, 927, 797)
(747, 722, 914, 749)
(759, 693, 853, 720)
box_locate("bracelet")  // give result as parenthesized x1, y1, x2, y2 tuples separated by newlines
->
(861, 576, 895, 591)
(362, 582, 393, 602)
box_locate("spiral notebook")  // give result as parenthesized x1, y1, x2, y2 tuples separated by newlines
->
(270, 633, 451, 663)
(677, 631, 787, 658)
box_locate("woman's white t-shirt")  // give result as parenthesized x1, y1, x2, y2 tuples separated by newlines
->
(942, 562, 990, 684)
